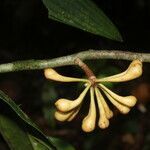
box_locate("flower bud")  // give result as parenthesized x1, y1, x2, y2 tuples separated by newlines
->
(95, 87, 113, 119)
(99, 116, 109, 129)
(55, 84, 90, 112)
(97, 60, 142, 82)
(44, 68, 88, 82)
(99, 84, 137, 107)
(55, 110, 74, 122)
(67, 106, 81, 121)
(103, 91, 130, 114)
(82, 87, 96, 132)
(95, 88, 110, 129)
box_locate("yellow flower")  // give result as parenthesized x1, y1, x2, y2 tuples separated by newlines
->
(44, 59, 142, 132)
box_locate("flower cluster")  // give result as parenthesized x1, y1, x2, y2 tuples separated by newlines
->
(44, 59, 142, 132)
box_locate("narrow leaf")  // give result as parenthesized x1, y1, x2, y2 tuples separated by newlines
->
(0, 114, 33, 150)
(0, 114, 54, 150)
(49, 137, 75, 150)
(29, 135, 53, 150)
(0, 90, 56, 150)
(42, 0, 123, 41)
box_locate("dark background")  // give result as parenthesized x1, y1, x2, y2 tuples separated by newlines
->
(0, 0, 150, 150)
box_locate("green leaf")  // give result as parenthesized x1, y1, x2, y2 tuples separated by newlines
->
(42, 0, 123, 41)
(0, 114, 33, 150)
(29, 136, 76, 150)
(29, 135, 52, 150)
(49, 137, 75, 150)
(0, 90, 56, 150)
(0, 114, 54, 150)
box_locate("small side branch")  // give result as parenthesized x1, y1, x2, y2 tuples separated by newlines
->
(0, 50, 150, 73)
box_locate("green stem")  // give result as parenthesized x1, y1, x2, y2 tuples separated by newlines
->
(0, 50, 150, 73)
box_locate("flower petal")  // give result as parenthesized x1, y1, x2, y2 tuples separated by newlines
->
(96, 60, 142, 82)
(55, 84, 91, 112)
(102, 90, 130, 114)
(55, 105, 81, 122)
(44, 68, 89, 82)
(95, 87, 109, 129)
(99, 84, 137, 107)
(95, 87, 113, 119)
(67, 105, 81, 121)
(104, 91, 130, 114)
(55, 110, 74, 122)
(82, 87, 96, 132)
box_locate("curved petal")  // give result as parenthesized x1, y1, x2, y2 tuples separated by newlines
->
(55, 106, 81, 122)
(67, 105, 81, 121)
(44, 68, 89, 82)
(82, 87, 96, 132)
(96, 60, 142, 82)
(55, 110, 75, 122)
(95, 88, 109, 129)
(55, 84, 91, 112)
(95, 87, 113, 119)
(99, 84, 137, 107)
(102, 90, 130, 114)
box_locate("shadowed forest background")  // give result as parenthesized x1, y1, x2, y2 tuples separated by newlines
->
(0, 0, 150, 150)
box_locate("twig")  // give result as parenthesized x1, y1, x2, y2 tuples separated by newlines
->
(74, 58, 96, 85)
(0, 50, 150, 73)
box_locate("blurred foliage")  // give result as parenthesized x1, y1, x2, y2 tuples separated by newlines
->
(0, 90, 75, 150)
